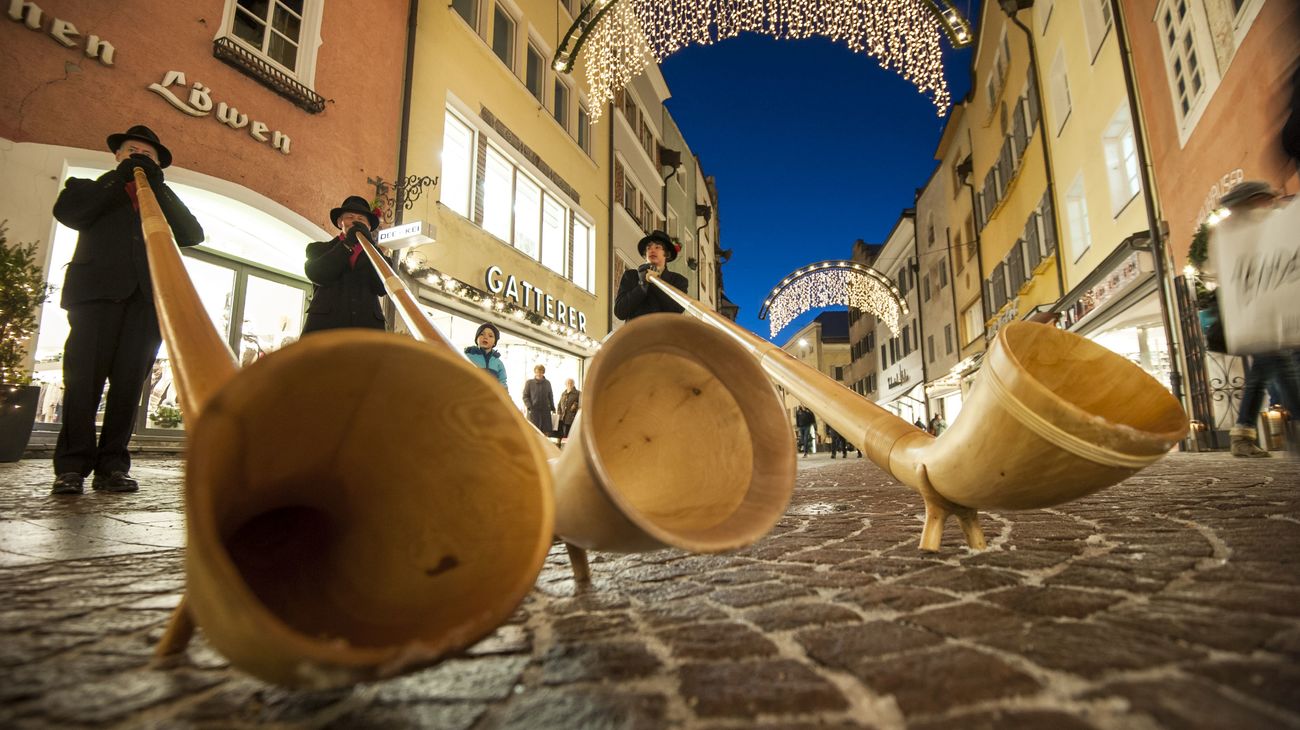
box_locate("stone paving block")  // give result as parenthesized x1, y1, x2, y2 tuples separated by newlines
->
(547, 592, 632, 616)
(959, 547, 1076, 571)
(711, 580, 815, 608)
(983, 586, 1123, 619)
(494, 687, 668, 729)
(797, 621, 944, 666)
(978, 621, 1204, 678)
(837, 584, 957, 613)
(679, 659, 848, 717)
(1044, 564, 1176, 593)
(551, 612, 637, 642)
(1160, 580, 1300, 617)
(1084, 677, 1292, 729)
(371, 656, 530, 703)
(846, 645, 1042, 715)
(638, 599, 729, 627)
(909, 709, 1098, 730)
(619, 578, 711, 603)
(325, 702, 486, 730)
(1186, 659, 1300, 712)
(658, 621, 779, 660)
(1265, 627, 1300, 658)
(465, 624, 533, 657)
(901, 601, 1030, 638)
(744, 601, 863, 632)
(897, 565, 1022, 593)
(699, 567, 780, 586)
(1098, 598, 1289, 652)
(541, 641, 662, 684)
(39, 668, 222, 724)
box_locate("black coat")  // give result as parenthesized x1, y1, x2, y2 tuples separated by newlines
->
(52, 169, 204, 308)
(613, 268, 689, 321)
(301, 235, 386, 334)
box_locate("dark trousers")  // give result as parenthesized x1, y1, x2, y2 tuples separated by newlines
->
(1237, 352, 1300, 427)
(54, 290, 161, 476)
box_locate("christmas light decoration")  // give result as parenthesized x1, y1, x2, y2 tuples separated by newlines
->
(400, 251, 602, 352)
(556, 0, 973, 121)
(760, 260, 908, 339)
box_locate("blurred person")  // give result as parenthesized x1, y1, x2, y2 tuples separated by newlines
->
(795, 406, 815, 457)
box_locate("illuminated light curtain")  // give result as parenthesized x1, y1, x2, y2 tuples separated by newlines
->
(581, 0, 953, 120)
(764, 265, 905, 338)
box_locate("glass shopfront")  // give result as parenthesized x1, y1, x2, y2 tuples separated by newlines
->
(31, 167, 316, 434)
(420, 304, 584, 422)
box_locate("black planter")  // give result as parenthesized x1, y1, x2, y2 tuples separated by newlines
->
(0, 384, 40, 462)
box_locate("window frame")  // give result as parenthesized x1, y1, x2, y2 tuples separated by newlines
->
(491, 3, 517, 71)
(1102, 104, 1141, 216)
(217, 0, 324, 87)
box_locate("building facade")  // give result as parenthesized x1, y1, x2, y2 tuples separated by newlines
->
(2, 0, 407, 433)
(870, 211, 927, 427)
(913, 162, 963, 426)
(399, 0, 608, 407)
(780, 311, 850, 448)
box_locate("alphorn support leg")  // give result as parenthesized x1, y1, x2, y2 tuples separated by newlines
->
(563, 542, 591, 585)
(915, 466, 987, 552)
(154, 594, 196, 658)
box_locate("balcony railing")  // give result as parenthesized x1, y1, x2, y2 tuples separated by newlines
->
(213, 37, 325, 114)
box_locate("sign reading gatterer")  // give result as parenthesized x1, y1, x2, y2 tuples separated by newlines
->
(485, 265, 587, 332)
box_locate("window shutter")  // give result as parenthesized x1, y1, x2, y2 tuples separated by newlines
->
(1027, 76, 1041, 131)
(1040, 192, 1058, 254)
(1025, 213, 1043, 270)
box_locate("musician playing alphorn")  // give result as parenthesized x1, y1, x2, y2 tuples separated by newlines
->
(614, 230, 689, 321)
(300, 195, 387, 336)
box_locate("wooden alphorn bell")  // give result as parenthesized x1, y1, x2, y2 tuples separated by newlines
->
(136, 171, 555, 688)
(352, 228, 797, 573)
(649, 277, 1188, 551)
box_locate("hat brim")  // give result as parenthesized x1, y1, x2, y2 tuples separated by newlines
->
(331, 207, 380, 231)
(638, 236, 678, 262)
(106, 133, 172, 168)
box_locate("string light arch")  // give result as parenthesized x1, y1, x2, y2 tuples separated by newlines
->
(554, 0, 974, 121)
(759, 260, 908, 339)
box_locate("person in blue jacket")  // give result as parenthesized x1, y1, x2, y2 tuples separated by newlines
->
(464, 322, 507, 388)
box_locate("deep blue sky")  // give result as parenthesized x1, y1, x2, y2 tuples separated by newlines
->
(660, 12, 978, 342)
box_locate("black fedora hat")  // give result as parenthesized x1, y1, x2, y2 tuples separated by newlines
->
(106, 124, 173, 168)
(637, 230, 678, 262)
(330, 195, 380, 231)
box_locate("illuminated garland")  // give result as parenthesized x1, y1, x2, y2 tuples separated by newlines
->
(761, 260, 907, 338)
(575, 0, 959, 120)
(401, 252, 601, 351)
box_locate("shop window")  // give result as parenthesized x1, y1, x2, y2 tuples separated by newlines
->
(525, 43, 545, 101)
(1065, 173, 1092, 262)
(481, 144, 515, 242)
(572, 218, 594, 292)
(491, 5, 516, 70)
(1103, 104, 1141, 216)
(442, 111, 475, 218)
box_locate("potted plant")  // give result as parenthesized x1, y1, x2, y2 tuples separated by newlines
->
(0, 221, 53, 462)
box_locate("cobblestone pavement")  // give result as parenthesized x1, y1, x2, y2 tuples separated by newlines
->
(1, 452, 1298, 729)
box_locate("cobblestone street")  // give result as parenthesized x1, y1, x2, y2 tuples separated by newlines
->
(1, 452, 1298, 729)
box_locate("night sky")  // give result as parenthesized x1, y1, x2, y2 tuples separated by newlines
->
(659, 8, 978, 342)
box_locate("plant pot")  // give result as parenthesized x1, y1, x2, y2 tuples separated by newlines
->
(0, 384, 40, 462)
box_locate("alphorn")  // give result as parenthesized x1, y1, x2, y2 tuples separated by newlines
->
(353, 228, 798, 558)
(135, 171, 555, 688)
(649, 277, 1189, 551)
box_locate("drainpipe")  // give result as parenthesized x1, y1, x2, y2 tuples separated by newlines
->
(395, 0, 419, 226)
(608, 100, 616, 329)
(1000, 2, 1066, 300)
(1108, 0, 1186, 414)
(959, 140, 989, 328)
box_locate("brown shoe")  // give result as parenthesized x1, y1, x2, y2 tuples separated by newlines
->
(1229, 426, 1271, 458)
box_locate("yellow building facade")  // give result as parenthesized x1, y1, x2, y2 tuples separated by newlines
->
(967, 4, 1063, 338)
(399, 0, 610, 408)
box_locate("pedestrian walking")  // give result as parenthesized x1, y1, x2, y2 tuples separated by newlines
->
(522, 365, 556, 436)
(557, 378, 581, 444)
(50, 125, 204, 496)
(929, 414, 947, 436)
(1201, 181, 1300, 457)
(464, 322, 507, 389)
(795, 406, 815, 457)
(300, 195, 387, 336)
(614, 230, 689, 321)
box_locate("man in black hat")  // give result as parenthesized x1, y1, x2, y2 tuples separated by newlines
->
(50, 125, 204, 495)
(614, 230, 689, 321)
(300, 195, 388, 336)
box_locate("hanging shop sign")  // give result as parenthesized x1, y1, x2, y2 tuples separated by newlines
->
(7, 1, 116, 65)
(887, 368, 911, 389)
(148, 71, 291, 154)
(1058, 251, 1151, 332)
(484, 265, 588, 332)
(375, 221, 435, 249)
